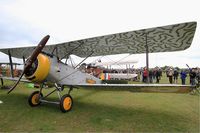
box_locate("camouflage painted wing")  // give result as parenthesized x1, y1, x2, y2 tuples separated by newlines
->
(0, 21, 197, 58)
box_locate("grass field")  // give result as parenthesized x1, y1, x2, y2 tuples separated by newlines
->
(0, 80, 199, 132)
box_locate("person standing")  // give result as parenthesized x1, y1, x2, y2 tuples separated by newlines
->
(196, 68, 200, 85)
(155, 68, 161, 83)
(149, 69, 153, 83)
(180, 70, 187, 85)
(136, 69, 141, 81)
(189, 68, 196, 86)
(173, 69, 179, 84)
(168, 68, 173, 84)
(143, 68, 148, 83)
(152, 68, 156, 82)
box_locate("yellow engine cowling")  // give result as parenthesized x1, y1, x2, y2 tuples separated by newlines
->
(25, 54, 51, 83)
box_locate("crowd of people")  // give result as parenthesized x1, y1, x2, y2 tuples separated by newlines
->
(140, 67, 200, 85)
(165, 67, 200, 85)
(140, 67, 162, 83)
(79, 63, 200, 86)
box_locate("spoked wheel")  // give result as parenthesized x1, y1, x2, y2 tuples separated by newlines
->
(28, 91, 43, 107)
(60, 94, 73, 113)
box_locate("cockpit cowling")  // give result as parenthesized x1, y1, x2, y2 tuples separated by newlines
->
(25, 54, 51, 83)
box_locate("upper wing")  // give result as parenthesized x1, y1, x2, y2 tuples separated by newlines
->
(0, 21, 197, 58)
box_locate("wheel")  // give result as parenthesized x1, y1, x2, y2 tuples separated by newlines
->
(60, 94, 73, 113)
(28, 91, 43, 107)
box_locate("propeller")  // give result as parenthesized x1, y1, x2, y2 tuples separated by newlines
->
(7, 35, 50, 94)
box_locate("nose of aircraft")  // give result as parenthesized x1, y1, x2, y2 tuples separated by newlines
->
(7, 35, 50, 94)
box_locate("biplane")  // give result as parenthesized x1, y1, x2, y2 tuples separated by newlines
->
(0, 62, 22, 86)
(94, 59, 138, 80)
(0, 21, 197, 112)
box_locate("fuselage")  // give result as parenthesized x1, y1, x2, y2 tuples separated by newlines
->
(25, 53, 102, 85)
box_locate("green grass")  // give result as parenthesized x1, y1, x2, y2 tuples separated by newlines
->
(0, 81, 199, 132)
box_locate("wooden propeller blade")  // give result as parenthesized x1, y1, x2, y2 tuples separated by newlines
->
(7, 35, 50, 94)
(24, 35, 50, 72)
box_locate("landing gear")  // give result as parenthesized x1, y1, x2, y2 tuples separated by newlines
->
(28, 84, 74, 113)
(28, 91, 43, 107)
(60, 94, 73, 112)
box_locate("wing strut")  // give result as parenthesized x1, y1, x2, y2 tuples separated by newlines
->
(145, 33, 149, 83)
(0, 78, 3, 86)
(8, 50, 14, 78)
(22, 56, 26, 65)
(74, 51, 94, 69)
(58, 51, 94, 82)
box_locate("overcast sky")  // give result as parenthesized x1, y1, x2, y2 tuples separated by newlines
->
(0, 0, 199, 68)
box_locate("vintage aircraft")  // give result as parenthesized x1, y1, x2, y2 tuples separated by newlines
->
(0, 21, 197, 112)
(0, 62, 22, 86)
(94, 59, 138, 80)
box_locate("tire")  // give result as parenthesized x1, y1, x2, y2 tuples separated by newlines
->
(60, 94, 73, 113)
(28, 91, 43, 107)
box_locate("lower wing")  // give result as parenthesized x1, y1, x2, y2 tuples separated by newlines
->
(0, 76, 30, 83)
(73, 83, 192, 93)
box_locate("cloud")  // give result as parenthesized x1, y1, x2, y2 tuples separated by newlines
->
(0, 13, 44, 48)
(0, 0, 199, 68)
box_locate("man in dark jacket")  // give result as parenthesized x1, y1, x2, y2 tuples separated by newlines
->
(173, 69, 179, 84)
(149, 69, 153, 83)
(189, 68, 196, 85)
(180, 70, 187, 85)
(155, 68, 161, 83)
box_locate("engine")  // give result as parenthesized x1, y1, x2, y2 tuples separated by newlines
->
(25, 54, 51, 83)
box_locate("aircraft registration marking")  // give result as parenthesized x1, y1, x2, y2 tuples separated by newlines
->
(86, 78, 96, 84)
